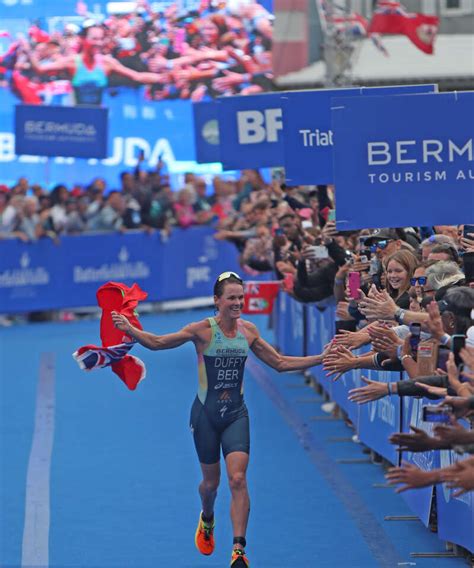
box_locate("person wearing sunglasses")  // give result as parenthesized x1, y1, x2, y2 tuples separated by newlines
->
(111, 270, 324, 567)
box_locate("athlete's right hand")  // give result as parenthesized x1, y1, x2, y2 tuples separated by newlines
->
(111, 311, 132, 333)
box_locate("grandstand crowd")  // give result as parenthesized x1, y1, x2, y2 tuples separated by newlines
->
(1, 164, 474, 505)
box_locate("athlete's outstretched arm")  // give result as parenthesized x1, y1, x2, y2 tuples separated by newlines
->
(111, 311, 199, 350)
(247, 323, 322, 372)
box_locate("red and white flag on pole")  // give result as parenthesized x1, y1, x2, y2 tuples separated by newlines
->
(369, 1, 439, 54)
(243, 281, 281, 315)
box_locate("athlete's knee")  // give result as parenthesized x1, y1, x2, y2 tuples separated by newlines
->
(228, 471, 247, 493)
(200, 478, 220, 494)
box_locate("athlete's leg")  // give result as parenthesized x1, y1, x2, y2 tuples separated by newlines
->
(225, 451, 250, 545)
(199, 461, 220, 517)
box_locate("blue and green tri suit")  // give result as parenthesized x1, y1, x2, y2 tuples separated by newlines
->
(190, 317, 250, 464)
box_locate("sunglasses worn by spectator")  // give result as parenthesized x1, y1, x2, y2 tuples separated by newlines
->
(410, 276, 427, 286)
(370, 240, 389, 252)
(217, 271, 243, 283)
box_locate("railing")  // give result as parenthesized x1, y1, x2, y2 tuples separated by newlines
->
(274, 292, 473, 554)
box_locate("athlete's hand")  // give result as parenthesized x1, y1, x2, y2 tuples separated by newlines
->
(111, 311, 132, 334)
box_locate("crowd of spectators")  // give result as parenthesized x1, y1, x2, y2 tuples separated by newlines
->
(1, 164, 474, 502)
(0, 0, 273, 104)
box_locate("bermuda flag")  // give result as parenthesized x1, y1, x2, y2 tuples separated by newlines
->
(243, 281, 281, 315)
(369, 1, 439, 54)
(73, 281, 148, 390)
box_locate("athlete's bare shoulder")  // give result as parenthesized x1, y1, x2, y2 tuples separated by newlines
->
(186, 318, 212, 344)
(240, 319, 259, 345)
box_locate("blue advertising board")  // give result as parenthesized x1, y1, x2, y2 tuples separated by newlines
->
(217, 93, 285, 170)
(15, 104, 108, 159)
(332, 91, 474, 230)
(400, 395, 439, 526)
(357, 367, 401, 464)
(0, 89, 212, 188)
(274, 293, 305, 356)
(281, 84, 437, 186)
(0, 227, 245, 313)
(437, 448, 474, 553)
(193, 102, 221, 164)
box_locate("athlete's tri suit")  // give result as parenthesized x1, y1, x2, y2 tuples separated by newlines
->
(190, 317, 250, 464)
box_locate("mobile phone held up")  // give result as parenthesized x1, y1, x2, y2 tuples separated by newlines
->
(409, 323, 422, 356)
(451, 334, 466, 367)
(463, 224, 474, 239)
(327, 209, 336, 223)
(422, 405, 451, 423)
(348, 271, 361, 300)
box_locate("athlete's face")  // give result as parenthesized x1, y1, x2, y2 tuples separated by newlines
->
(215, 283, 244, 319)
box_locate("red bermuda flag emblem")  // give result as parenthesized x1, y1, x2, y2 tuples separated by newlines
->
(243, 281, 281, 315)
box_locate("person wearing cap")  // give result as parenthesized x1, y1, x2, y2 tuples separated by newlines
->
(111, 271, 324, 567)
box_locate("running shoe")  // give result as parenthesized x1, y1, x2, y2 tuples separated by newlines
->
(195, 512, 215, 555)
(230, 548, 250, 567)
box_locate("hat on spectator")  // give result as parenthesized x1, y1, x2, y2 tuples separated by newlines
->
(0, 184, 9, 193)
(363, 228, 400, 245)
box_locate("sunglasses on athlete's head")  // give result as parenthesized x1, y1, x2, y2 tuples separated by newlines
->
(216, 271, 243, 284)
(410, 276, 427, 286)
(370, 240, 389, 253)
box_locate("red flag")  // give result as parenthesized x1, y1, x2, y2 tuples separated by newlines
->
(243, 281, 280, 315)
(73, 282, 148, 390)
(369, 1, 439, 54)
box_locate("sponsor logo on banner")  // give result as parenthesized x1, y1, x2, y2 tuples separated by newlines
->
(0, 252, 50, 287)
(366, 137, 474, 186)
(186, 266, 211, 288)
(237, 109, 283, 144)
(202, 120, 219, 145)
(73, 246, 151, 283)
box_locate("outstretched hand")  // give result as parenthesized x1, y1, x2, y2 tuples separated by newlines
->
(111, 311, 133, 334)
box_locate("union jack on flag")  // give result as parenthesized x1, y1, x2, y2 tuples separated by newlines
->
(73, 342, 137, 370)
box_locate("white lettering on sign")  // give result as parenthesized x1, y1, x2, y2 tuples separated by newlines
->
(298, 129, 333, 147)
(237, 109, 283, 144)
(368, 139, 473, 166)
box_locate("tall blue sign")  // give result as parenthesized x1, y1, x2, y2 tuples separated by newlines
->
(282, 84, 437, 185)
(193, 102, 221, 164)
(15, 104, 108, 159)
(217, 93, 285, 170)
(332, 91, 474, 230)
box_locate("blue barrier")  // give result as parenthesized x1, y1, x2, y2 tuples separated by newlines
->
(281, 294, 473, 553)
(0, 227, 248, 313)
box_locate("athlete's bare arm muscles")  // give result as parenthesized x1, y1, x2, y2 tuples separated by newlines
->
(244, 321, 322, 372)
(111, 313, 210, 351)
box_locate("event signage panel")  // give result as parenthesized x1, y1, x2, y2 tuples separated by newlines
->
(437, 448, 474, 552)
(282, 84, 437, 185)
(400, 396, 439, 526)
(15, 104, 108, 159)
(332, 91, 474, 230)
(217, 93, 285, 170)
(193, 102, 221, 164)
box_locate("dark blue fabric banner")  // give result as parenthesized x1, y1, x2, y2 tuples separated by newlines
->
(332, 91, 474, 230)
(193, 102, 221, 164)
(282, 84, 437, 185)
(0, 227, 247, 313)
(15, 104, 108, 159)
(217, 93, 285, 170)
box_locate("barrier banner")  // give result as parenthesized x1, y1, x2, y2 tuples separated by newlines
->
(0, 227, 247, 313)
(217, 93, 285, 170)
(400, 395, 439, 526)
(158, 226, 243, 301)
(282, 84, 437, 185)
(437, 448, 474, 553)
(332, 91, 474, 230)
(274, 293, 305, 356)
(192, 102, 221, 164)
(357, 367, 400, 464)
(15, 104, 108, 159)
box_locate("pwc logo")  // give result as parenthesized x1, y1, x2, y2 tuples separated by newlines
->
(237, 109, 283, 144)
